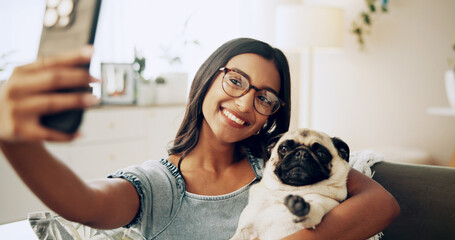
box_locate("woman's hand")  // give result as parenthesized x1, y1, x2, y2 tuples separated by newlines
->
(0, 46, 99, 142)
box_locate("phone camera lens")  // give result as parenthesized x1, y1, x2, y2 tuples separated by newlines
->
(44, 8, 59, 28)
(46, 0, 61, 8)
(58, 16, 71, 27)
(57, 0, 74, 17)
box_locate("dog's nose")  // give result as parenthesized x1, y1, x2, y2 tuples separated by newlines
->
(295, 149, 310, 160)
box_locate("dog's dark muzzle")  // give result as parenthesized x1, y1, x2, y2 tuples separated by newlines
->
(274, 148, 330, 186)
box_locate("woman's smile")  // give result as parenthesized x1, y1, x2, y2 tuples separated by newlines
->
(221, 108, 251, 128)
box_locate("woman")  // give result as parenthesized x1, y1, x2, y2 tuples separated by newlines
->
(0, 38, 399, 239)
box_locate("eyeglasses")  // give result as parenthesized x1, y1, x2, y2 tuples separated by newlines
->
(219, 67, 284, 116)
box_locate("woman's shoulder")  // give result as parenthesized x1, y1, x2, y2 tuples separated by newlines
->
(108, 158, 184, 236)
(109, 158, 184, 191)
(138, 158, 184, 183)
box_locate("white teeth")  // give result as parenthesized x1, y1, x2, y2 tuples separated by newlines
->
(223, 109, 246, 125)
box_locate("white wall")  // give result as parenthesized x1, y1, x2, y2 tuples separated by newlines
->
(310, 0, 455, 165)
(242, 0, 454, 165)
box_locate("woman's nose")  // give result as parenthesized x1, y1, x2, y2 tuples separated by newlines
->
(235, 90, 255, 113)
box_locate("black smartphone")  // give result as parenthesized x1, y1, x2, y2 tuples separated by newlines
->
(38, 0, 102, 134)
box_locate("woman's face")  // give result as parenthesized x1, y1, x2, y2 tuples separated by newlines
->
(201, 53, 281, 144)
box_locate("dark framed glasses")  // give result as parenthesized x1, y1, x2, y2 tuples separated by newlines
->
(219, 67, 284, 116)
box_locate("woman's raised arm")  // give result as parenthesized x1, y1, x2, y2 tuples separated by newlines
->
(0, 47, 140, 229)
(0, 141, 140, 229)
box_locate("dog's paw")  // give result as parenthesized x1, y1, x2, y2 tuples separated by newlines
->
(284, 194, 310, 217)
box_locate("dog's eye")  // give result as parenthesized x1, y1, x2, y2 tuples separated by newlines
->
(278, 145, 289, 155)
(317, 151, 327, 159)
(317, 151, 332, 163)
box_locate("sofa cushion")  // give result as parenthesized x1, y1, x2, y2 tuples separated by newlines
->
(372, 161, 455, 240)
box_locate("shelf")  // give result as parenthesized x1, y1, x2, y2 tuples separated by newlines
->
(427, 107, 455, 116)
(88, 104, 186, 111)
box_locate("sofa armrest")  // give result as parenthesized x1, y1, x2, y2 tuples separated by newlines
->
(371, 161, 455, 240)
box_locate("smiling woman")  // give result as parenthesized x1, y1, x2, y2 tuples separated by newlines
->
(0, 1, 402, 239)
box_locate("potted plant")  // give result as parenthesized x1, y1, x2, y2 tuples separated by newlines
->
(133, 48, 156, 106)
(157, 12, 199, 72)
(154, 14, 199, 105)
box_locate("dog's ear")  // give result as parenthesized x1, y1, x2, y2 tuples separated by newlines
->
(266, 134, 283, 159)
(331, 137, 350, 162)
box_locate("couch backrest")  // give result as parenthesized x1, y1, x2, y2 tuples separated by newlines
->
(371, 161, 455, 240)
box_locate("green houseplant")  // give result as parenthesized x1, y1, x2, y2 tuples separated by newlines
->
(153, 14, 199, 105)
(133, 48, 156, 106)
(352, 0, 389, 49)
(449, 44, 455, 73)
(158, 13, 200, 71)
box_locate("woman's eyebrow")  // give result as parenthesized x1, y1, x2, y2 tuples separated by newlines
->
(231, 67, 251, 80)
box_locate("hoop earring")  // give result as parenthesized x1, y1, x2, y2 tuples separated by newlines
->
(255, 121, 268, 135)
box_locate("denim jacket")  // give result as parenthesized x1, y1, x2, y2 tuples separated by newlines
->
(108, 150, 264, 240)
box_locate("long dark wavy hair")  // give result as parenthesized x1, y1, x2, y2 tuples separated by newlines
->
(168, 38, 291, 165)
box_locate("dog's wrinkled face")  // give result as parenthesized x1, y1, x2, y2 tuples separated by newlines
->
(268, 129, 350, 187)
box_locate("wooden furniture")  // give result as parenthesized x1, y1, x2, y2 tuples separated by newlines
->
(450, 149, 455, 167)
(0, 105, 185, 224)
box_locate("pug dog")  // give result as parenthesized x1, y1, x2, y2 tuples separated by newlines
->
(230, 128, 351, 240)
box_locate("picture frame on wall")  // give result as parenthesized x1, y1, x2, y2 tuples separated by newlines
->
(100, 63, 136, 105)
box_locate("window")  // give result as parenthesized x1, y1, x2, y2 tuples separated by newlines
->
(0, 0, 249, 85)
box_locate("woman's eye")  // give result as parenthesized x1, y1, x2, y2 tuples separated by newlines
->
(257, 96, 272, 105)
(229, 78, 244, 87)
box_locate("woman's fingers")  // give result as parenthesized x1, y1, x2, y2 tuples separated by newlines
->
(0, 46, 96, 143)
(13, 119, 77, 142)
(14, 92, 99, 115)
(7, 45, 98, 97)
(32, 126, 78, 142)
(0, 108, 77, 142)
(9, 67, 98, 97)
(26, 46, 94, 71)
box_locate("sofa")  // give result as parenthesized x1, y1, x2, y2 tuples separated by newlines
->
(371, 161, 455, 240)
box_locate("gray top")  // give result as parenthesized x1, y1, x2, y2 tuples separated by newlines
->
(108, 150, 264, 240)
